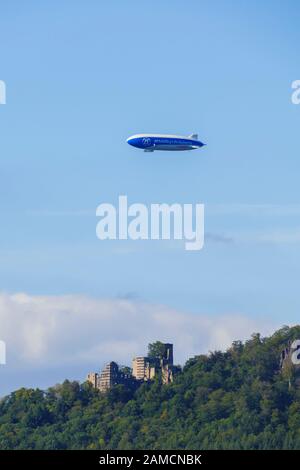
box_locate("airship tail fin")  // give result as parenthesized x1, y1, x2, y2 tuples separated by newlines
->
(189, 133, 198, 140)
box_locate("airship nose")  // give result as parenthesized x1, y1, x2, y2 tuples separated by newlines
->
(127, 136, 136, 147)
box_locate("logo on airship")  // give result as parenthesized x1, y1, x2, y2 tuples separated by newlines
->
(142, 137, 151, 145)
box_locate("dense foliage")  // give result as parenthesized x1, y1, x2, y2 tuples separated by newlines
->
(148, 341, 168, 360)
(1, 326, 300, 450)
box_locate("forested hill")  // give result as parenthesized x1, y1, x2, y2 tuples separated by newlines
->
(1, 326, 300, 450)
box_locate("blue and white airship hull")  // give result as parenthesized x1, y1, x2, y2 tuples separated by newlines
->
(126, 134, 205, 152)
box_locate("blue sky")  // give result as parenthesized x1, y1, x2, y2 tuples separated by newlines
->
(0, 1, 300, 394)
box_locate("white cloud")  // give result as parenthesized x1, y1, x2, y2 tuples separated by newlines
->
(0, 293, 279, 378)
